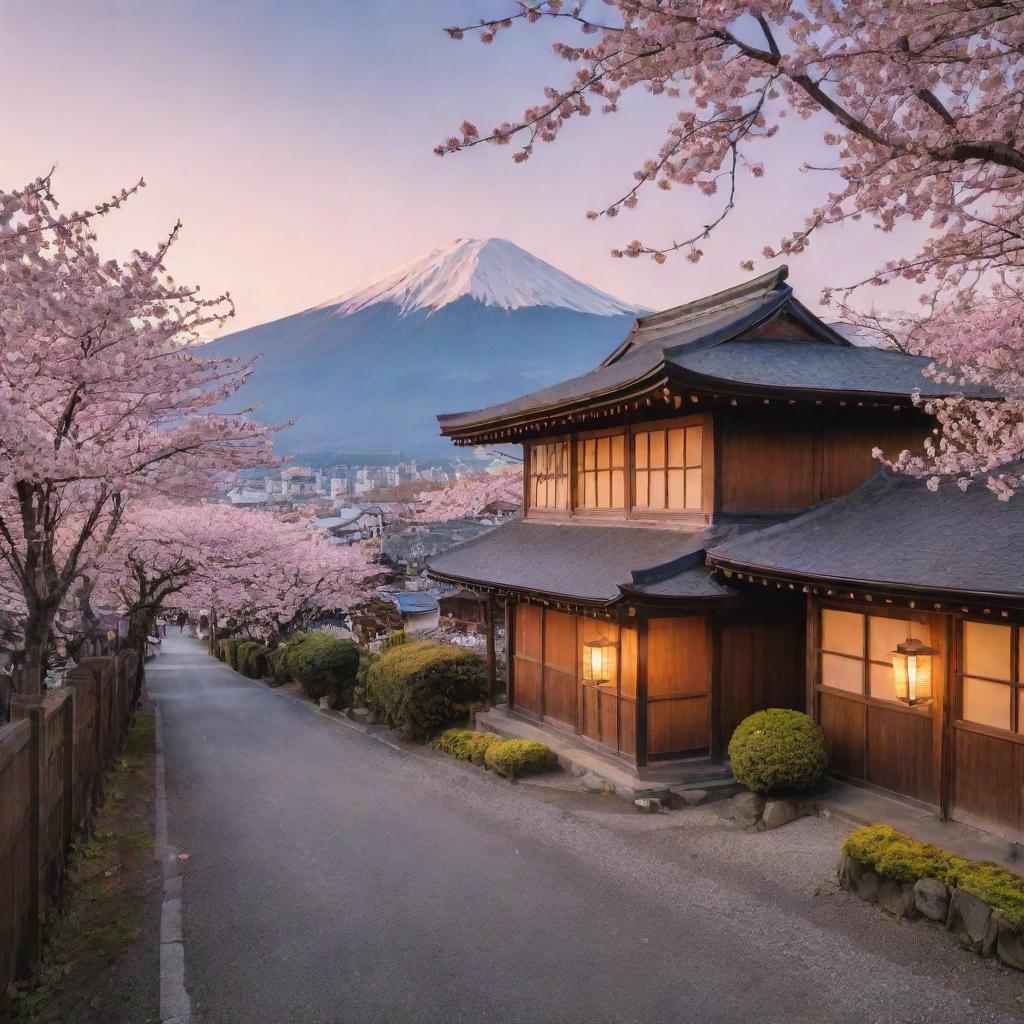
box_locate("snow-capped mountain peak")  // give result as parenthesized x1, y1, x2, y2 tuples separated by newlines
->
(318, 237, 643, 318)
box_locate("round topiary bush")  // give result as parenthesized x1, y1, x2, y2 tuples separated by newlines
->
(365, 640, 485, 741)
(484, 738, 557, 779)
(728, 708, 827, 795)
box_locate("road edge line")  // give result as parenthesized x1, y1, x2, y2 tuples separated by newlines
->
(154, 698, 192, 1024)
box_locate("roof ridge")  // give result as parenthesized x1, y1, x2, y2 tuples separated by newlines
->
(636, 266, 789, 330)
(599, 267, 791, 369)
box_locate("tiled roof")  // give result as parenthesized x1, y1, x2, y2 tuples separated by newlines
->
(427, 520, 734, 605)
(709, 470, 1024, 599)
(438, 267, 996, 439)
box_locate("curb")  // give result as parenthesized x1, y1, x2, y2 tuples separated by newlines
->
(154, 698, 192, 1024)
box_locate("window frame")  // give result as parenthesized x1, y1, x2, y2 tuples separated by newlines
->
(816, 604, 934, 713)
(525, 437, 570, 513)
(956, 618, 1022, 736)
(632, 422, 704, 513)
(574, 430, 626, 512)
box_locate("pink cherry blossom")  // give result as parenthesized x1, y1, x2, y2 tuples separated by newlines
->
(440, 3, 1024, 495)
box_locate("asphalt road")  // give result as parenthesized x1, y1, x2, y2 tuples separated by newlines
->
(148, 633, 1024, 1024)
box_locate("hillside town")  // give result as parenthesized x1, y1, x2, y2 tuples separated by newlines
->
(4, 4, 1024, 1024)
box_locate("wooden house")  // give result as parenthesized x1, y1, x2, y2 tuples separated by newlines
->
(428, 268, 1006, 830)
(708, 469, 1024, 841)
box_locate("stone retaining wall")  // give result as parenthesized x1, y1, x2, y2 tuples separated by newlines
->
(838, 853, 1024, 972)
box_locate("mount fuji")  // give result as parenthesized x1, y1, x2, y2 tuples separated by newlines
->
(201, 238, 644, 457)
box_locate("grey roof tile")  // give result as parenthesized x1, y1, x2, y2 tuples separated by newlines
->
(709, 471, 1024, 598)
(427, 520, 733, 604)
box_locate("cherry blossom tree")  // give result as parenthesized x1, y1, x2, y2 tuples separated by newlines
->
(439, 2, 1024, 495)
(86, 502, 380, 670)
(0, 174, 277, 696)
(416, 471, 521, 522)
(170, 505, 380, 644)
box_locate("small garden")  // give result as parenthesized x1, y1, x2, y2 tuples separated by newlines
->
(722, 707, 828, 830)
(840, 824, 1024, 971)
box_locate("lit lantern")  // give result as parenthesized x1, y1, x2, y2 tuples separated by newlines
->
(582, 636, 615, 685)
(892, 636, 938, 706)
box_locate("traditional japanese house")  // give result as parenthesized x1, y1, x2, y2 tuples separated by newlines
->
(708, 469, 1024, 841)
(427, 268, 993, 782)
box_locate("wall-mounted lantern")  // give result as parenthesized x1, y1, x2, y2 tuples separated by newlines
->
(892, 635, 938, 706)
(582, 635, 615, 685)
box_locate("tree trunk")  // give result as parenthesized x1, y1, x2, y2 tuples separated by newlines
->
(17, 603, 57, 698)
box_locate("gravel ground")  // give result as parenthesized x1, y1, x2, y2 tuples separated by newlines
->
(151, 633, 1024, 1024)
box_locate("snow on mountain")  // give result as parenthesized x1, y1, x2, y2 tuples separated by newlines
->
(318, 237, 644, 318)
(202, 238, 642, 456)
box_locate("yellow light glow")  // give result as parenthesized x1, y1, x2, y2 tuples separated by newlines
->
(892, 636, 937, 706)
(582, 636, 615, 684)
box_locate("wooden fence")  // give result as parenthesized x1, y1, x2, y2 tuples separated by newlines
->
(0, 649, 139, 996)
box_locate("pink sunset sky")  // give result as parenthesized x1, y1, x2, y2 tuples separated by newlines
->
(7, 0, 928, 333)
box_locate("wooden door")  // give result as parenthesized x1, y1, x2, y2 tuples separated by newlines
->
(513, 603, 542, 718)
(543, 610, 577, 729)
(646, 617, 711, 757)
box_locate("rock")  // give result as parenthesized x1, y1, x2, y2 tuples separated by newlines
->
(318, 696, 332, 710)
(678, 788, 708, 807)
(579, 772, 608, 793)
(913, 877, 950, 921)
(839, 854, 878, 903)
(878, 877, 918, 918)
(727, 791, 765, 827)
(634, 797, 666, 814)
(947, 888, 993, 950)
(759, 799, 799, 831)
(996, 918, 1024, 971)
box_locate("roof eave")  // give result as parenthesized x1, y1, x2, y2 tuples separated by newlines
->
(707, 553, 1024, 610)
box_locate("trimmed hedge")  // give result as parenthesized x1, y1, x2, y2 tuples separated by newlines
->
(285, 633, 360, 705)
(431, 728, 502, 766)
(226, 638, 241, 671)
(843, 824, 1024, 929)
(236, 641, 270, 679)
(484, 738, 557, 779)
(728, 708, 826, 795)
(216, 639, 230, 662)
(365, 640, 485, 741)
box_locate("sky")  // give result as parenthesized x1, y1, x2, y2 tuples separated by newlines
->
(4, 0, 929, 333)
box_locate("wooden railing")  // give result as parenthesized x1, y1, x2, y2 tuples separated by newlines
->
(0, 648, 140, 998)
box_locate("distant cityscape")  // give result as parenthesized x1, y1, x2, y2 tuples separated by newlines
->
(227, 455, 512, 509)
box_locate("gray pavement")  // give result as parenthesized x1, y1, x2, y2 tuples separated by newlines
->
(148, 633, 1024, 1024)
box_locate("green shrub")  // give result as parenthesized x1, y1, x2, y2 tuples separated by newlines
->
(365, 640, 485, 741)
(216, 639, 231, 662)
(226, 638, 241, 671)
(431, 728, 502, 765)
(484, 738, 557, 779)
(842, 824, 1024, 929)
(236, 641, 269, 679)
(728, 708, 826, 795)
(267, 646, 290, 687)
(286, 633, 360, 705)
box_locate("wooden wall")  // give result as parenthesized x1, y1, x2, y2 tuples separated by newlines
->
(512, 604, 714, 760)
(952, 729, 1024, 836)
(716, 407, 929, 514)
(810, 599, 946, 809)
(717, 614, 805, 746)
(646, 617, 710, 757)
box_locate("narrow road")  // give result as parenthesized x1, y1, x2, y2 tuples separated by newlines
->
(148, 634, 1023, 1024)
